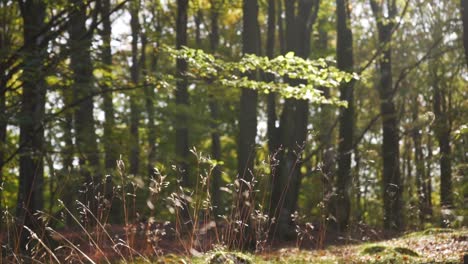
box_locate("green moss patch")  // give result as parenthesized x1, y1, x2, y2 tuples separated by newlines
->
(361, 245, 387, 255)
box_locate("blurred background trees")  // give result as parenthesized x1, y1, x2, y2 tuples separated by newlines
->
(0, 0, 466, 251)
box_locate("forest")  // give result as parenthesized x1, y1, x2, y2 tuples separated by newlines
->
(0, 0, 467, 263)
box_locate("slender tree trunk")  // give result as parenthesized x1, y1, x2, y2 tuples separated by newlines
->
(411, 96, 429, 225)
(335, 0, 355, 231)
(0, 87, 4, 219)
(461, 0, 468, 67)
(425, 132, 433, 217)
(432, 72, 453, 226)
(16, 0, 47, 250)
(175, 0, 191, 232)
(234, 0, 260, 251)
(354, 148, 362, 221)
(266, 0, 279, 157)
(370, 0, 403, 231)
(62, 85, 75, 226)
(146, 2, 161, 178)
(100, 0, 118, 171)
(0, 45, 6, 224)
(69, 0, 101, 213)
(209, 0, 223, 218)
(129, 0, 141, 176)
(271, 0, 319, 240)
(403, 135, 412, 224)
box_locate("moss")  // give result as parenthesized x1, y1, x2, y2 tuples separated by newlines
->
(422, 228, 454, 235)
(361, 245, 387, 255)
(393, 247, 419, 257)
(208, 251, 252, 264)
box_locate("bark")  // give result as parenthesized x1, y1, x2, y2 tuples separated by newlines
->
(234, 0, 260, 250)
(176, 0, 191, 231)
(411, 96, 431, 225)
(62, 85, 75, 226)
(370, 0, 403, 231)
(271, 0, 319, 240)
(432, 70, 453, 225)
(461, 0, 468, 67)
(16, 0, 47, 250)
(100, 0, 118, 171)
(0, 2, 10, 220)
(209, 0, 223, 218)
(425, 132, 433, 217)
(129, 0, 141, 176)
(146, 2, 161, 178)
(266, 0, 279, 157)
(68, 0, 101, 210)
(334, 0, 355, 231)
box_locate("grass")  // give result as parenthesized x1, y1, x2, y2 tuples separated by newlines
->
(3, 155, 466, 263)
(184, 228, 466, 264)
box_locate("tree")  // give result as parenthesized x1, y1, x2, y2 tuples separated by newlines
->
(16, 0, 47, 250)
(431, 61, 454, 226)
(129, 0, 141, 176)
(334, 0, 355, 231)
(236, 0, 260, 250)
(68, 0, 101, 206)
(208, 0, 223, 219)
(461, 0, 468, 66)
(144, 0, 161, 178)
(271, 0, 319, 240)
(175, 0, 191, 231)
(99, 0, 118, 171)
(370, 0, 403, 231)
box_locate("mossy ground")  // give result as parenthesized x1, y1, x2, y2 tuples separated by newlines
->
(134, 228, 467, 263)
(196, 228, 466, 264)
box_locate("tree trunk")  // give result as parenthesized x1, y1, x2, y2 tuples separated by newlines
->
(461, 0, 468, 67)
(16, 0, 47, 250)
(411, 96, 430, 225)
(100, 0, 118, 171)
(432, 71, 453, 226)
(425, 132, 433, 217)
(209, 0, 223, 219)
(334, 0, 355, 231)
(271, 0, 319, 240)
(129, 0, 141, 176)
(370, 0, 403, 231)
(62, 87, 75, 227)
(146, 2, 161, 178)
(266, 0, 279, 157)
(175, 0, 191, 232)
(0, 13, 8, 221)
(232, 0, 260, 251)
(68, 0, 101, 212)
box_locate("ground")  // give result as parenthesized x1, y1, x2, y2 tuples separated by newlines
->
(181, 228, 467, 264)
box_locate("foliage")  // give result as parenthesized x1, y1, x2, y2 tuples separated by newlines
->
(165, 46, 358, 105)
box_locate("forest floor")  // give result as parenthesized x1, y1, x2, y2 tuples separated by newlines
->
(172, 228, 468, 264)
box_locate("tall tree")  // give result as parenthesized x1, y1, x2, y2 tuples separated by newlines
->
(411, 95, 432, 224)
(0, 0, 15, 220)
(432, 62, 454, 226)
(270, 0, 319, 240)
(144, 1, 161, 178)
(209, 0, 223, 219)
(236, 0, 260, 250)
(335, 0, 355, 231)
(175, 0, 192, 232)
(16, 0, 47, 249)
(266, 0, 279, 159)
(99, 0, 118, 171)
(370, 0, 403, 231)
(129, 0, 141, 176)
(461, 0, 468, 66)
(68, 0, 101, 205)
